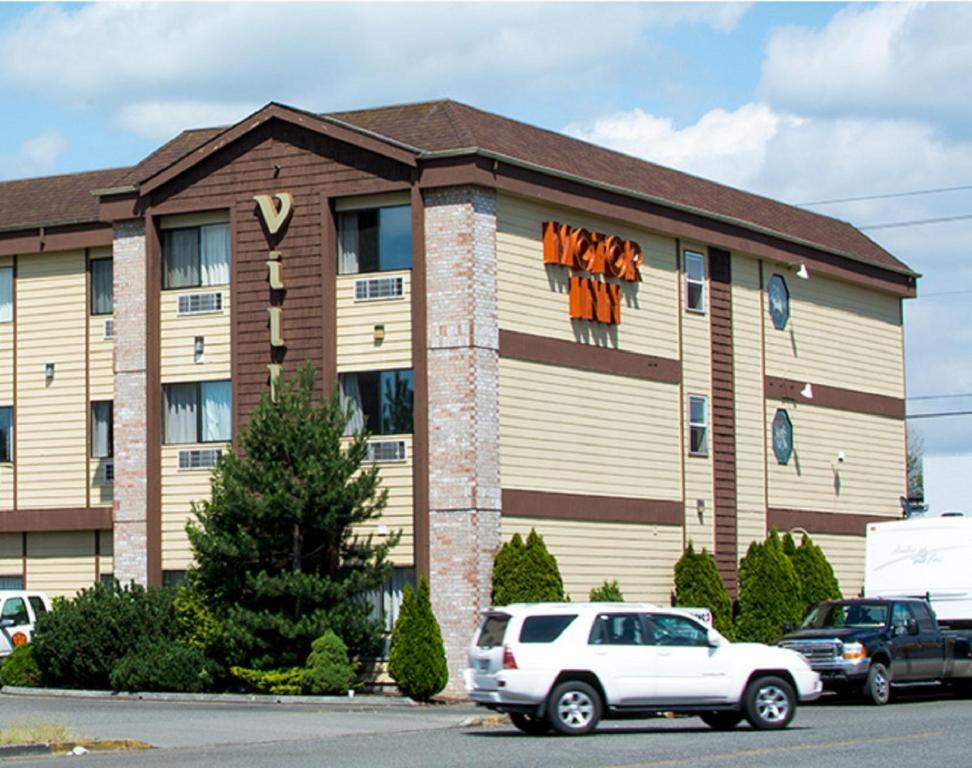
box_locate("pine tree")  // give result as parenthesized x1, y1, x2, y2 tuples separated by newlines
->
(388, 579, 448, 701)
(735, 530, 803, 643)
(790, 534, 842, 616)
(672, 541, 734, 639)
(186, 363, 398, 669)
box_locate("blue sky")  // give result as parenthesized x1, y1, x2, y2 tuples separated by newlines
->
(1, 2, 970, 462)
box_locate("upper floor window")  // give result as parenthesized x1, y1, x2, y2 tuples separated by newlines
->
(767, 274, 790, 330)
(684, 251, 706, 313)
(90, 258, 113, 316)
(0, 407, 11, 463)
(163, 380, 231, 444)
(91, 401, 113, 459)
(339, 369, 413, 436)
(0, 267, 11, 323)
(688, 394, 708, 457)
(162, 223, 230, 289)
(337, 206, 412, 275)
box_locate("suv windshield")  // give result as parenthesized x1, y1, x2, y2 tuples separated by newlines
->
(801, 602, 889, 629)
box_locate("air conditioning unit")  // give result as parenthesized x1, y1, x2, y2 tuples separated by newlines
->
(367, 440, 407, 463)
(354, 277, 405, 302)
(177, 292, 224, 316)
(103, 461, 114, 483)
(103, 319, 115, 339)
(177, 448, 222, 470)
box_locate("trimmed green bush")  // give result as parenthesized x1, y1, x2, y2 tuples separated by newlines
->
(673, 542, 734, 639)
(388, 579, 447, 701)
(491, 529, 566, 606)
(589, 580, 624, 602)
(0, 644, 41, 687)
(110, 641, 210, 693)
(735, 530, 803, 643)
(32, 582, 178, 690)
(230, 666, 304, 695)
(303, 630, 356, 694)
(789, 534, 842, 616)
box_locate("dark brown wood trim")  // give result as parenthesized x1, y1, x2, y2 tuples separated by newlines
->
(499, 330, 681, 385)
(321, 198, 337, 393)
(0, 223, 112, 257)
(767, 507, 898, 537)
(145, 216, 163, 587)
(0, 507, 113, 533)
(418, 158, 916, 299)
(708, 248, 738, 595)
(503, 489, 683, 527)
(99, 192, 138, 223)
(94, 529, 101, 582)
(84, 249, 91, 511)
(410, 184, 429, 580)
(764, 375, 905, 420)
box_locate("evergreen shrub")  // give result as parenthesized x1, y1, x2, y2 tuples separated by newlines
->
(109, 641, 210, 693)
(672, 542, 734, 638)
(303, 630, 356, 694)
(229, 666, 304, 695)
(735, 530, 803, 643)
(491, 529, 565, 606)
(789, 534, 842, 616)
(388, 579, 447, 701)
(0, 644, 41, 687)
(589, 580, 624, 602)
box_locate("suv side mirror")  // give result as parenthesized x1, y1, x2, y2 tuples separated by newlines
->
(707, 629, 724, 647)
(0, 618, 14, 629)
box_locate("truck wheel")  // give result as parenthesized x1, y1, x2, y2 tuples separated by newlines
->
(700, 711, 743, 731)
(742, 675, 796, 730)
(864, 662, 891, 705)
(510, 713, 552, 735)
(546, 680, 602, 736)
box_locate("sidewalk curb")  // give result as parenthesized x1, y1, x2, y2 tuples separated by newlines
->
(1, 686, 421, 708)
(0, 739, 152, 758)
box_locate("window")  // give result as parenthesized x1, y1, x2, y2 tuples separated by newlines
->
(90, 258, 113, 315)
(339, 370, 413, 436)
(27, 596, 46, 618)
(0, 407, 11, 463)
(162, 223, 230, 289)
(163, 381, 231, 444)
(477, 614, 511, 648)
(162, 570, 187, 588)
(519, 615, 577, 643)
(684, 251, 706, 312)
(337, 206, 412, 274)
(362, 567, 415, 657)
(589, 613, 646, 646)
(688, 395, 708, 457)
(1, 597, 28, 627)
(99, 573, 115, 588)
(647, 614, 709, 647)
(0, 576, 22, 590)
(767, 274, 790, 330)
(772, 409, 793, 465)
(0, 267, 11, 323)
(91, 401, 113, 459)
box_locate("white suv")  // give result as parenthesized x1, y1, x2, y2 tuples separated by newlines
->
(464, 602, 821, 736)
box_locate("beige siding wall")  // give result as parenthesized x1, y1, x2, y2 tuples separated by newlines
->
(352, 436, 414, 565)
(502, 517, 682, 603)
(89, 458, 113, 507)
(0, 465, 11, 510)
(813, 533, 866, 598)
(0, 534, 20, 580)
(88, 266, 114, 508)
(98, 530, 113, 579)
(16, 251, 87, 509)
(161, 444, 226, 571)
(25, 532, 96, 597)
(336, 271, 412, 372)
(498, 358, 681, 499)
(496, 193, 679, 359)
(767, 400, 906, 517)
(681, 242, 713, 552)
(160, 286, 232, 383)
(732, 255, 766, 559)
(763, 267, 903, 398)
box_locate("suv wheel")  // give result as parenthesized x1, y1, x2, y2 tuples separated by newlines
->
(546, 680, 602, 736)
(864, 662, 891, 705)
(742, 675, 796, 730)
(510, 713, 551, 735)
(700, 711, 743, 731)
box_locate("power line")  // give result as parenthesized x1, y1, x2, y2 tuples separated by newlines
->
(859, 213, 972, 230)
(799, 184, 972, 207)
(918, 289, 972, 298)
(907, 393, 972, 401)
(906, 410, 972, 420)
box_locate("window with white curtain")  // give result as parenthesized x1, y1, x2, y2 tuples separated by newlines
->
(0, 407, 11, 463)
(162, 224, 230, 289)
(684, 251, 706, 313)
(339, 369, 413, 436)
(163, 381, 231, 444)
(90, 259, 113, 315)
(0, 267, 12, 323)
(688, 394, 708, 457)
(337, 206, 411, 275)
(90, 401, 113, 458)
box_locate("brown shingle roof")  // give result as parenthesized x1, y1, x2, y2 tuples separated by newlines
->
(0, 168, 127, 232)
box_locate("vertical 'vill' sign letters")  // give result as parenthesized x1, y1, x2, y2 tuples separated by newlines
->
(254, 193, 295, 401)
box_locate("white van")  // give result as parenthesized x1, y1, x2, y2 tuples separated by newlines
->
(0, 591, 51, 659)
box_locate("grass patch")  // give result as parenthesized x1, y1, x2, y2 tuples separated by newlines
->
(0, 720, 75, 746)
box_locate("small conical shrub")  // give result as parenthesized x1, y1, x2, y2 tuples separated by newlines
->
(388, 578, 447, 701)
(673, 541, 734, 639)
(491, 529, 565, 605)
(589, 580, 624, 602)
(735, 530, 803, 643)
(303, 630, 356, 694)
(790, 534, 842, 616)
(492, 533, 525, 606)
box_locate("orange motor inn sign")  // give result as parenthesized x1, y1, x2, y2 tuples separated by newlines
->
(542, 221, 643, 325)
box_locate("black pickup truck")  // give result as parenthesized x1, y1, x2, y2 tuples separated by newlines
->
(777, 598, 972, 705)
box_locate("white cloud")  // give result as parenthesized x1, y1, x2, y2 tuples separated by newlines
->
(759, 3, 972, 132)
(0, 130, 67, 181)
(116, 100, 260, 141)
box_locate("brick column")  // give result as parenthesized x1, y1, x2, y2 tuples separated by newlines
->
(112, 220, 149, 585)
(424, 187, 501, 695)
